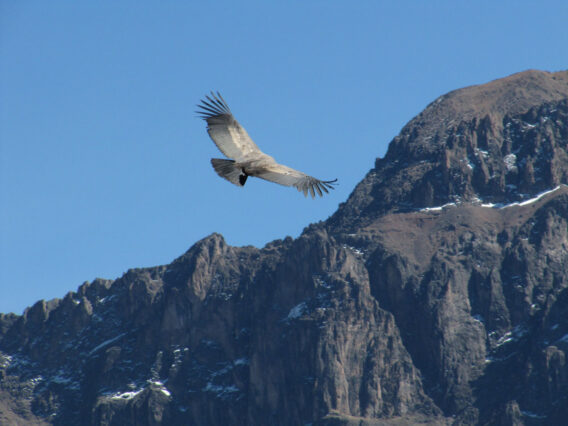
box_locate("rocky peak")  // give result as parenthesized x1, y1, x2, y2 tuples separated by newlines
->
(400, 70, 568, 143)
(330, 70, 568, 232)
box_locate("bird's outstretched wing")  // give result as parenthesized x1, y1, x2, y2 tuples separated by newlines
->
(196, 92, 261, 160)
(256, 163, 337, 198)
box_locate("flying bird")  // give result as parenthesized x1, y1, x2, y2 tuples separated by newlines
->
(197, 92, 337, 198)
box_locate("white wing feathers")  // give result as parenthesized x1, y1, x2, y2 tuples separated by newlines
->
(196, 92, 260, 160)
(197, 92, 337, 198)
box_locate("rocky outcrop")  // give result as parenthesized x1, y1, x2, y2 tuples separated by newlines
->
(360, 188, 568, 424)
(0, 231, 444, 425)
(330, 70, 568, 230)
(1, 70, 568, 425)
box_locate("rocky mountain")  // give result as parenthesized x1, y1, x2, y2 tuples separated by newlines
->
(1, 70, 568, 425)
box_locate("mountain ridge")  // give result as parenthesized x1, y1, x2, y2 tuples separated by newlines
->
(329, 70, 568, 232)
(1, 70, 568, 425)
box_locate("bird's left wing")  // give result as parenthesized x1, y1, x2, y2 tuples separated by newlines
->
(256, 163, 337, 198)
(196, 92, 262, 160)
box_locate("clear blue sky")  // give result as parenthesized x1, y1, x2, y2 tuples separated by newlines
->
(1, 1, 567, 314)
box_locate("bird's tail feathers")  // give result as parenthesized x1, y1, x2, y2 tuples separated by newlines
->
(211, 159, 248, 187)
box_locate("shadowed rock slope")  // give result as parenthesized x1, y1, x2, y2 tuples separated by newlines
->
(1, 70, 568, 425)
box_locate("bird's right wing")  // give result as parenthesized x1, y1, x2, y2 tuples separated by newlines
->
(256, 163, 337, 198)
(196, 92, 262, 160)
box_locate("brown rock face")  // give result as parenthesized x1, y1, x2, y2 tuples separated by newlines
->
(330, 70, 568, 230)
(1, 70, 568, 425)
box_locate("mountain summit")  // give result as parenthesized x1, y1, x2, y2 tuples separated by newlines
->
(2, 70, 568, 425)
(331, 70, 568, 231)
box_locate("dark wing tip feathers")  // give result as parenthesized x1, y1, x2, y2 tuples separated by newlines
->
(196, 91, 231, 120)
(300, 178, 338, 198)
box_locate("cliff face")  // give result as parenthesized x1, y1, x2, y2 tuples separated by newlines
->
(1, 70, 568, 426)
(330, 70, 568, 229)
